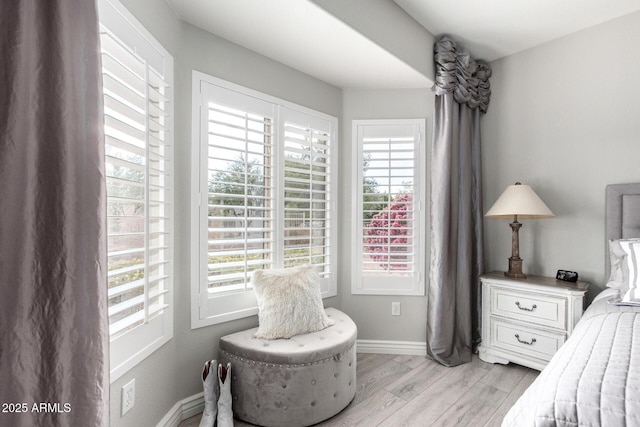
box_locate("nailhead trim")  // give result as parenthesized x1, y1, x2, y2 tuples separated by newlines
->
(219, 341, 355, 368)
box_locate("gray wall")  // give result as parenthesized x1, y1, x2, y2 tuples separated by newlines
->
(339, 88, 434, 342)
(482, 11, 640, 302)
(111, 1, 342, 426)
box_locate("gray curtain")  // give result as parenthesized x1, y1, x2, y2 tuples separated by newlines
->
(0, 1, 109, 426)
(427, 36, 491, 367)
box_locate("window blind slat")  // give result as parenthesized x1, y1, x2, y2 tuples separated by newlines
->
(108, 278, 145, 299)
(104, 93, 145, 125)
(108, 293, 144, 317)
(103, 73, 146, 111)
(105, 139, 146, 163)
(100, 30, 145, 77)
(105, 115, 146, 144)
(207, 237, 273, 246)
(148, 84, 169, 104)
(101, 52, 145, 93)
(109, 311, 145, 337)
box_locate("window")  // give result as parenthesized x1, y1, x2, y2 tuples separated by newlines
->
(99, 0, 173, 382)
(352, 119, 426, 295)
(192, 72, 337, 327)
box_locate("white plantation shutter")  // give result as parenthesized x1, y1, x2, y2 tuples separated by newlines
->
(204, 86, 275, 293)
(192, 73, 337, 327)
(281, 108, 334, 293)
(99, 0, 173, 382)
(352, 119, 425, 295)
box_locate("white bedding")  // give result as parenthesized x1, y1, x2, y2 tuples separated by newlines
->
(502, 289, 640, 426)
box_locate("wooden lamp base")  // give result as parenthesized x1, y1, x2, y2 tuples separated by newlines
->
(505, 218, 527, 278)
(505, 256, 526, 278)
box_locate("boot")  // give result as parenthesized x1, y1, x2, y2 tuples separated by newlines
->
(217, 362, 234, 427)
(199, 360, 218, 427)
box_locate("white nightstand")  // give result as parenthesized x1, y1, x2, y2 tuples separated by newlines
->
(478, 271, 589, 371)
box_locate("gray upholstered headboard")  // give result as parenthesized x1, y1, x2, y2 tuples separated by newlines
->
(605, 183, 640, 278)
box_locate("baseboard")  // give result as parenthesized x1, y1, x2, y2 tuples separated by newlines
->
(356, 339, 427, 356)
(156, 392, 204, 427)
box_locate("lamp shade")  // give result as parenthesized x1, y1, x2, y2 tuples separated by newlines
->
(485, 182, 554, 219)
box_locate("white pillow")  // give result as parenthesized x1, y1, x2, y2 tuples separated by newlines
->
(607, 238, 640, 288)
(606, 239, 631, 289)
(251, 264, 335, 339)
(619, 240, 640, 305)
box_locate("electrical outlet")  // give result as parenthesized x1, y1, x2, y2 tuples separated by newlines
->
(121, 379, 135, 416)
(391, 302, 401, 316)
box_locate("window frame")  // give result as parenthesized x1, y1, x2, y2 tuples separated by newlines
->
(351, 119, 426, 296)
(99, 0, 174, 383)
(191, 72, 338, 328)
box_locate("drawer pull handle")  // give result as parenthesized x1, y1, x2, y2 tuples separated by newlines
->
(514, 334, 537, 346)
(515, 301, 537, 312)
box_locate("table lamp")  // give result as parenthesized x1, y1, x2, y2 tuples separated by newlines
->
(485, 182, 554, 278)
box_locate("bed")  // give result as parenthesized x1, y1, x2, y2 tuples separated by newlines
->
(502, 183, 640, 426)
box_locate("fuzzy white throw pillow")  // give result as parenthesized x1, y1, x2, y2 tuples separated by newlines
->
(252, 264, 335, 339)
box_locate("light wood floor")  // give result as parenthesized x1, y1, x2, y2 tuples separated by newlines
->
(179, 353, 538, 427)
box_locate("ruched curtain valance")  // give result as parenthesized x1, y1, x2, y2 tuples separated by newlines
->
(432, 35, 492, 113)
(427, 36, 491, 367)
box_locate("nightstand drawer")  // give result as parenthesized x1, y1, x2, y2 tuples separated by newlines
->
(491, 287, 566, 330)
(491, 319, 566, 361)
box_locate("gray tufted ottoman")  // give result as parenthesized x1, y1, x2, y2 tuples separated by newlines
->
(218, 308, 357, 427)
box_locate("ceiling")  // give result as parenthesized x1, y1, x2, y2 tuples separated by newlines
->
(166, 0, 430, 88)
(394, 0, 640, 62)
(167, 0, 640, 88)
